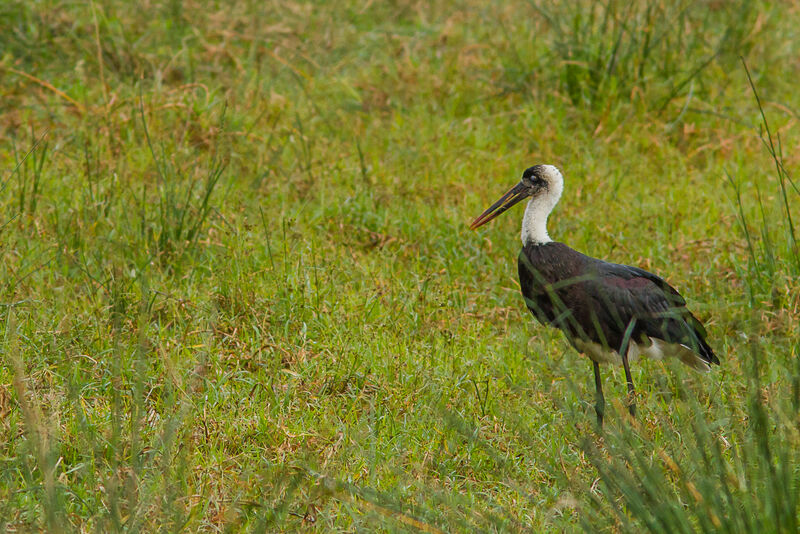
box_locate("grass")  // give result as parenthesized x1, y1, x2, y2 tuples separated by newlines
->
(1, 0, 799, 531)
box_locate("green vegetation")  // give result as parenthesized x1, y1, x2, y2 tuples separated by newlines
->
(1, 0, 799, 531)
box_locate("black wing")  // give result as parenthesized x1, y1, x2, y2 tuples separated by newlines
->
(588, 261, 718, 365)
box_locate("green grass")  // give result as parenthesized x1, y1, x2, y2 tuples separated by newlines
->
(1, 0, 800, 531)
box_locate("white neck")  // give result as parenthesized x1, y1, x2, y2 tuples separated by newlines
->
(521, 198, 553, 244)
(520, 164, 564, 244)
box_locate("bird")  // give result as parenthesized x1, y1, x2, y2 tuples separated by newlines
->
(470, 165, 718, 425)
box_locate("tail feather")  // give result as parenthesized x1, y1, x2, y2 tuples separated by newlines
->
(642, 312, 718, 368)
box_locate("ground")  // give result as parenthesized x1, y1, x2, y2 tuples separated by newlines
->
(1, 0, 799, 531)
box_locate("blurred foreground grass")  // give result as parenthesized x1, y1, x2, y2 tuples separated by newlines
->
(1, 0, 800, 531)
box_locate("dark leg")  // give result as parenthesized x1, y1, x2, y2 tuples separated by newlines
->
(593, 361, 605, 427)
(621, 351, 636, 418)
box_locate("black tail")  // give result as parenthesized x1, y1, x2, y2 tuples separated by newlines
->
(643, 311, 719, 367)
(685, 312, 719, 365)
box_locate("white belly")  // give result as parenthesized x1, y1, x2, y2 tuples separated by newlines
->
(573, 337, 711, 372)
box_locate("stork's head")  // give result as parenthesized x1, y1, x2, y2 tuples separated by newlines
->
(470, 165, 564, 230)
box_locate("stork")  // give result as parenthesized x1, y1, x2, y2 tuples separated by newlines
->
(470, 165, 718, 425)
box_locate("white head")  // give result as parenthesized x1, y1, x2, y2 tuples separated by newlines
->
(470, 164, 564, 245)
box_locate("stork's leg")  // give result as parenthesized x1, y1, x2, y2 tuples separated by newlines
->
(593, 361, 605, 427)
(621, 351, 636, 418)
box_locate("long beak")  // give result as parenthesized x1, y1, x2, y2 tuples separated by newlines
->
(470, 182, 529, 230)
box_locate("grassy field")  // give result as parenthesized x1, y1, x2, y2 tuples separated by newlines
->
(2, 0, 800, 531)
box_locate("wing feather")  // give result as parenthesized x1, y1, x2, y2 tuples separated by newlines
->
(587, 261, 718, 365)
